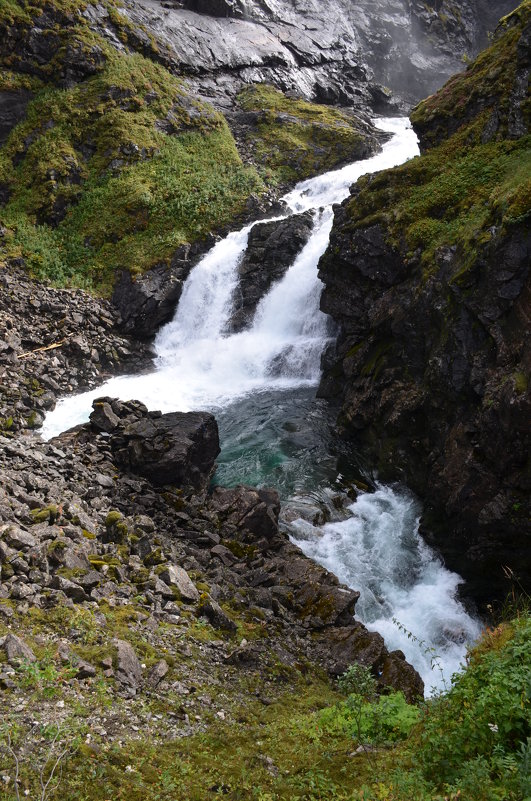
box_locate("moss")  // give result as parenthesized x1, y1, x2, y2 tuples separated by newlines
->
(224, 540, 256, 560)
(0, 2, 266, 294)
(346, 135, 531, 282)
(411, 1, 531, 149)
(144, 548, 164, 567)
(514, 372, 528, 394)
(105, 511, 123, 527)
(236, 83, 371, 185)
(31, 504, 59, 523)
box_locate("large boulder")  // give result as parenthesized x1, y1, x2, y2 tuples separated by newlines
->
(90, 398, 220, 490)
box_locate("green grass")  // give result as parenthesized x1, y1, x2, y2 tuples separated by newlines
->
(237, 84, 371, 185)
(346, 134, 531, 279)
(0, 4, 265, 293)
(1, 615, 528, 801)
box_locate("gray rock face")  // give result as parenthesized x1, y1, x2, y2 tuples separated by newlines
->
(228, 211, 314, 332)
(119, 0, 515, 112)
(0, 90, 34, 147)
(112, 240, 214, 340)
(159, 564, 200, 602)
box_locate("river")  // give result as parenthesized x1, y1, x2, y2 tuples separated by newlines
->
(42, 118, 481, 693)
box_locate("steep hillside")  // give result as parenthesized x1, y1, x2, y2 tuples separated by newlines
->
(318, 0, 531, 607)
(0, 0, 380, 298)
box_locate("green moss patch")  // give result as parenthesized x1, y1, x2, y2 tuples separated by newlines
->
(237, 83, 372, 185)
(0, 3, 265, 294)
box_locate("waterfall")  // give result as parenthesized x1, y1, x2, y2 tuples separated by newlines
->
(41, 117, 419, 434)
(289, 486, 482, 694)
(41, 118, 481, 691)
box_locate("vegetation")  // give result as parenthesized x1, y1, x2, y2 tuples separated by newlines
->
(0, 608, 529, 800)
(237, 84, 372, 186)
(0, 3, 377, 295)
(341, 0, 530, 285)
(0, 26, 264, 293)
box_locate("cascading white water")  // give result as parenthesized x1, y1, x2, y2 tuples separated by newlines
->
(41, 118, 481, 691)
(289, 486, 482, 694)
(42, 117, 418, 435)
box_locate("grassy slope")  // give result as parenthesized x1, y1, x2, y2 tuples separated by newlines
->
(0, 2, 376, 295)
(1, 593, 528, 800)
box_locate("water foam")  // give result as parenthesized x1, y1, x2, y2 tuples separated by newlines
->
(289, 485, 482, 693)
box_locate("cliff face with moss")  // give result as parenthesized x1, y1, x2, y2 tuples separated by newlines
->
(0, 0, 384, 301)
(318, 1, 531, 607)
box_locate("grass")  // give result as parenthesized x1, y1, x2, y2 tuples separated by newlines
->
(1, 614, 528, 800)
(237, 84, 372, 185)
(345, 134, 531, 279)
(0, 3, 265, 293)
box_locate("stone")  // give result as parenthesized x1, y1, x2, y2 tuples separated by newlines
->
(2, 525, 37, 550)
(146, 659, 169, 688)
(158, 565, 199, 602)
(114, 639, 143, 692)
(198, 598, 237, 632)
(1, 633, 36, 665)
(89, 400, 120, 433)
(49, 575, 90, 603)
(108, 403, 220, 490)
(228, 212, 314, 332)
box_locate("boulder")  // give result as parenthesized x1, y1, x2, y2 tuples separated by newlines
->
(1, 633, 36, 665)
(90, 398, 220, 491)
(114, 639, 143, 693)
(159, 565, 200, 602)
(228, 212, 314, 332)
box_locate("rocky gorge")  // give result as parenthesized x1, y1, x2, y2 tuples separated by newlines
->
(0, 0, 530, 798)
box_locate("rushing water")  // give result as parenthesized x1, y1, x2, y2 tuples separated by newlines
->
(288, 486, 482, 693)
(42, 118, 481, 692)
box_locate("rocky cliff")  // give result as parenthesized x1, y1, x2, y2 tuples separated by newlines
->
(318, 1, 531, 608)
(123, 0, 516, 112)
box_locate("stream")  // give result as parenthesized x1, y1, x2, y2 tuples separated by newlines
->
(42, 118, 481, 694)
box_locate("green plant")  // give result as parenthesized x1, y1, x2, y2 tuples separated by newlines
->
(15, 653, 77, 698)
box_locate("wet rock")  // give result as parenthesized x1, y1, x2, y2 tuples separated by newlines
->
(0, 90, 34, 147)
(228, 212, 314, 333)
(379, 650, 425, 702)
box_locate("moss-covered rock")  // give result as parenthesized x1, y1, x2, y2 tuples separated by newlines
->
(235, 84, 380, 187)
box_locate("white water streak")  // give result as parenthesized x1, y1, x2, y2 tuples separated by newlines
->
(42, 117, 418, 437)
(290, 486, 482, 694)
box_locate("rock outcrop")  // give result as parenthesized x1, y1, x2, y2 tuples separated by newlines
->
(228, 210, 314, 332)
(318, 2, 531, 607)
(122, 0, 516, 112)
(90, 398, 220, 490)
